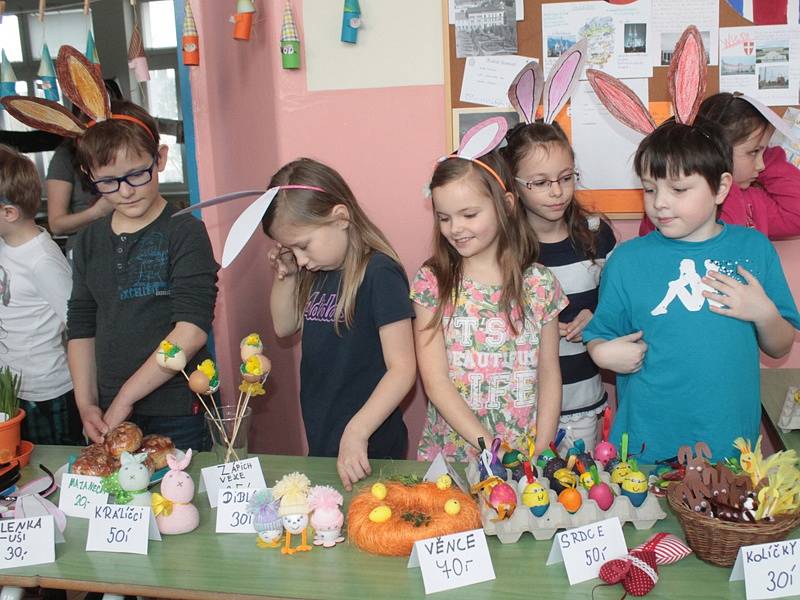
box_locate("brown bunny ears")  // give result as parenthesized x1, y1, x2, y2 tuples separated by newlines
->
(0, 45, 152, 139)
(586, 26, 707, 136)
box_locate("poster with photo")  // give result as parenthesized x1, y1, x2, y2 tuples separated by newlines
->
(542, 1, 655, 79)
(719, 25, 800, 105)
(454, 0, 517, 58)
(650, 0, 719, 66)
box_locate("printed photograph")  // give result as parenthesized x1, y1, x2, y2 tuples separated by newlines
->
(454, 0, 517, 58)
(547, 34, 577, 58)
(623, 23, 646, 54)
(720, 55, 756, 76)
(756, 42, 789, 63)
(758, 64, 789, 90)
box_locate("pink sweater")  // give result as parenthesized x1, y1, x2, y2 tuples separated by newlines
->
(639, 146, 800, 239)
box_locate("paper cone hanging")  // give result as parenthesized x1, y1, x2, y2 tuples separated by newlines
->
(341, 0, 361, 44)
(85, 30, 101, 77)
(0, 50, 18, 110)
(233, 0, 256, 41)
(280, 0, 300, 69)
(128, 24, 150, 82)
(36, 43, 60, 101)
(182, 0, 199, 66)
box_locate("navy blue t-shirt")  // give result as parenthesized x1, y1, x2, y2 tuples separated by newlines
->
(300, 252, 414, 458)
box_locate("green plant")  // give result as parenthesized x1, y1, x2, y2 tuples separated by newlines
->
(0, 367, 21, 419)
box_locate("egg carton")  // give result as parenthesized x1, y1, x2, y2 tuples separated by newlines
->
(465, 460, 666, 543)
(777, 386, 800, 433)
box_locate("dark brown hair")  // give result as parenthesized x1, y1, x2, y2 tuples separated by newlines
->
(0, 144, 41, 219)
(634, 117, 732, 193)
(262, 158, 402, 332)
(425, 150, 537, 335)
(502, 121, 603, 261)
(74, 100, 159, 172)
(698, 92, 769, 147)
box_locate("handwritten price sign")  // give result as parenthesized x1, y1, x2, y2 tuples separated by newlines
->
(546, 517, 628, 585)
(408, 529, 495, 594)
(731, 540, 800, 599)
(216, 488, 261, 533)
(58, 473, 109, 518)
(86, 504, 150, 555)
(0, 516, 55, 569)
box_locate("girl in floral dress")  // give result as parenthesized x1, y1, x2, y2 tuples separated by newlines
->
(412, 133, 566, 462)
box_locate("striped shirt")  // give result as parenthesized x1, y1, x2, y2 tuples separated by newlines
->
(538, 219, 616, 417)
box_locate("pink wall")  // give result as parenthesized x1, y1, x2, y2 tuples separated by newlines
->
(188, 3, 800, 457)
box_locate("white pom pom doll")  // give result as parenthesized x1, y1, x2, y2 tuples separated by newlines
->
(274, 472, 312, 555)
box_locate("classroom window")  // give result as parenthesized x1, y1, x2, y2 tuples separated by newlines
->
(147, 68, 179, 121)
(142, 1, 177, 49)
(0, 15, 23, 62)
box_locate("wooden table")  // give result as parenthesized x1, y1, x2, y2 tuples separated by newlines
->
(0, 368, 797, 599)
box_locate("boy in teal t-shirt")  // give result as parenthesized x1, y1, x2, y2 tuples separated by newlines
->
(584, 118, 800, 462)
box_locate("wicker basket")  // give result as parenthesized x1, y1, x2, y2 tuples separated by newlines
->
(666, 484, 800, 566)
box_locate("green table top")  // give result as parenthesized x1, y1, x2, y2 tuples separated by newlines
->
(0, 368, 798, 599)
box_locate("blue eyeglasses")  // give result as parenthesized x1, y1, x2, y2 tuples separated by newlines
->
(88, 157, 158, 194)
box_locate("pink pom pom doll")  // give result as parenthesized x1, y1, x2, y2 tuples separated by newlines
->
(308, 485, 345, 548)
(152, 449, 200, 535)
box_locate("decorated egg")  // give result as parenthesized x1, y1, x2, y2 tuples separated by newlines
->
(621, 470, 648, 507)
(574, 453, 597, 474)
(371, 483, 387, 500)
(543, 457, 567, 482)
(610, 461, 632, 485)
(155, 340, 186, 371)
(240, 333, 264, 361)
(579, 471, 595, 490)
(436, 474, 452, 490)
(240, 354, 272, 383)
(368, 505, 392, 523)
(594, 440, 618, 466)
(549, 467, 578, 495)
(521, 482, 550, 517)
(444, 499, 461, 515)
(536, 449, 557, 470)
(501, 449, 524, 470)
(558, 488, 582, 514)
(588, 482, 615, 511)
(188, 359, 219, 394)
(488, 481, 517, 519)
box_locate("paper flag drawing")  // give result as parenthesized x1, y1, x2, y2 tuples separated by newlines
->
(341, 0, 361, 44)
(0, 50, 17, 108)
(85, 30, 101, 76)
(36, 43, 60, 101)
(233, 0, 256, 41)
(281, 0, 300, 69)
(183, 0, 199, 66)
(128, 24, 150, 82)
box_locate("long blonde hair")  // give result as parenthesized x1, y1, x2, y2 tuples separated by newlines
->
(425, 151, 538, 335)
(262, 158, 401, 333)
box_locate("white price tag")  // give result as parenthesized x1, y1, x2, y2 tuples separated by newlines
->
(86, 504, 150, 555)
(200, 457, 267, 508)
(730, 540, 800, 599)
(216, 488, 261, 533)
(0, 515, 55, 569)
(407, 529, 495, 594)
(546, 517, 628, 585)
(58, 473, 109, 518)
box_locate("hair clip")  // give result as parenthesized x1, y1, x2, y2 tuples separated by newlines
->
(172, 184, 327, 268)
(586, 26, 707, 135)
(508, 38, 588, 125)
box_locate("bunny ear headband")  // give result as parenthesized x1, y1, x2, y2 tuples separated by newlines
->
(0, 45, 153, 140)
(439, 116, 510, 190)
(508, 38, 588, 125)
(172, 185, 327, 268)
(585, 26, 797, 142)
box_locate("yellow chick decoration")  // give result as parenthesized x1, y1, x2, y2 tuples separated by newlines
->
(436, 474, 453, 490)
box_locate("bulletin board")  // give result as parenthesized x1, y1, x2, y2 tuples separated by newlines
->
(441, 0, 787, 217)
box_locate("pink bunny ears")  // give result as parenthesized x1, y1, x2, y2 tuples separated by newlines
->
(167, 448, 192, 471)
(441, 116, 509, 190)
(585, 25, 797, 143)
(172, 184, 327, 268)
(508, 38, 588, 125)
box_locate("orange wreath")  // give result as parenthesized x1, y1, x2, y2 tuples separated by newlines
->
(347, 480, 481, 556)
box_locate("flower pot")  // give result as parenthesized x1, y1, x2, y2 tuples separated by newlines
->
(0, 409, 25, 463)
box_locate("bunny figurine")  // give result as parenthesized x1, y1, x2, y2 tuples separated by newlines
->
(308, 485, 345, 548)
(152, 449, 199, 535)
(101, 451, 151, 506)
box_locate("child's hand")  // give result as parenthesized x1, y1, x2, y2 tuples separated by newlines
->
(79, 405, 109, 443)
(337, 426, 372, 492)
(559, 309, 593, 342)
(592, 331, 647, 373)
(267, 244, 298, 281)
(102, 398, 134, 433)
(703, 266, 779, 325)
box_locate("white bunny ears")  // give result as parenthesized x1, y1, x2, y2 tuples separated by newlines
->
(508, 38, 588, 125)
(173, 185, 326, 268)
